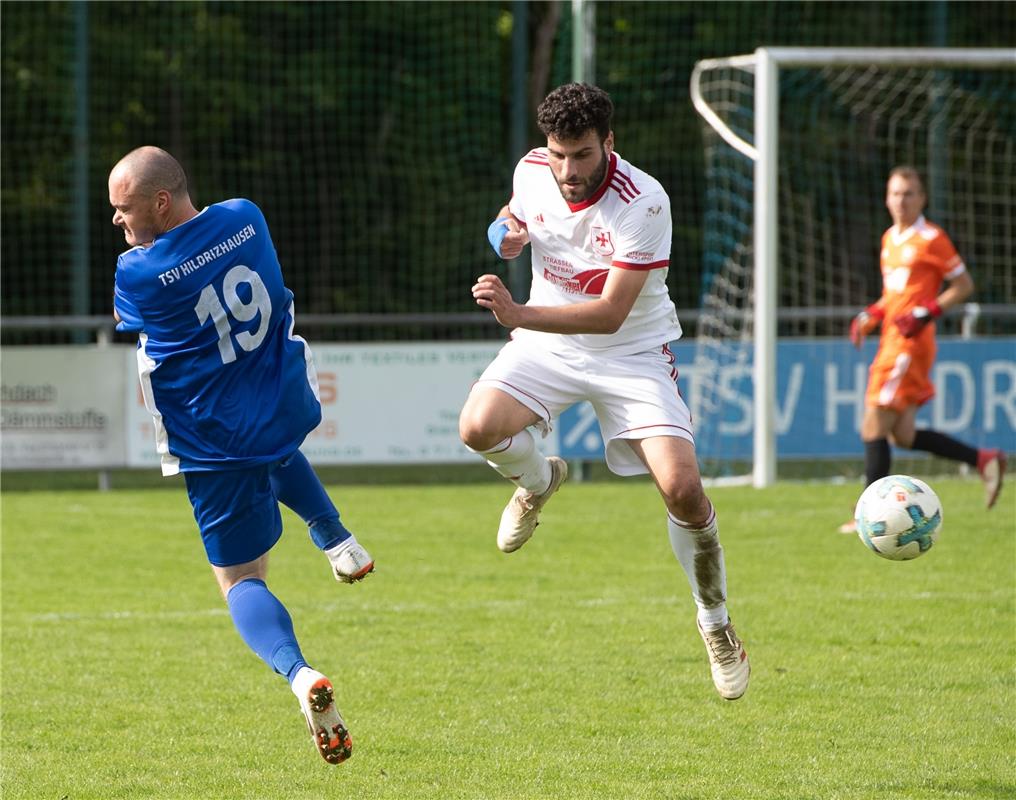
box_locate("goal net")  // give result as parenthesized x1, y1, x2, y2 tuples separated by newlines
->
(689, 48, 1015, 486)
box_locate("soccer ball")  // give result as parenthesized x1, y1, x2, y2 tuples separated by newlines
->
(854, 475, 943, 561)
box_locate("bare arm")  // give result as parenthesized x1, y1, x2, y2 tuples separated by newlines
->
(472, 266, 650, 334)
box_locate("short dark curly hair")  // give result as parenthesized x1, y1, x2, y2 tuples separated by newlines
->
(536, 83, 614, 142)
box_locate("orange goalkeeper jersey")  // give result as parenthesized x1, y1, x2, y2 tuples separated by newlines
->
(877, 215, 965, 351)
(866, 215, 967, 411)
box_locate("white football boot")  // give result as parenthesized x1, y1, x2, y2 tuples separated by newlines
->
(292, 668, 352, 765)
(698, 619, 750, 700)
(325, 538, 375, 583)
(496, 456, 568, 553)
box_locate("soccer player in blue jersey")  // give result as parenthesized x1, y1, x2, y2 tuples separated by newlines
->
(109, 146, 373, 765)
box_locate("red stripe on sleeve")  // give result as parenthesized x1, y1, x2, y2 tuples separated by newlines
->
(610, 260, 669, 270)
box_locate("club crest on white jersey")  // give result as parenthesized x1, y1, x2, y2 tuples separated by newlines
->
(508, 149, 681, 356)
(591, 226, 615, 255)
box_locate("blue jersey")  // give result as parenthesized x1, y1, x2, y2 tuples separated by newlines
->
(114, 199, 321, 475)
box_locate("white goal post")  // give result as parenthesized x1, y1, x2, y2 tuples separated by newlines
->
(690, 47, 1016, 488)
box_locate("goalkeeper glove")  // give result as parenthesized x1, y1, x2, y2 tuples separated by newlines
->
(894, 299, 942, 338)
(487, 217, 511, 257)
(849, 303, 885, 349)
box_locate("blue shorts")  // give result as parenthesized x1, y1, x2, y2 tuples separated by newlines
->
(184, 460, 286, 567)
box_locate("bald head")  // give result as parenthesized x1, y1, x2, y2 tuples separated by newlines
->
(109, 146, 197, 247)
(110, 146, 189, 199)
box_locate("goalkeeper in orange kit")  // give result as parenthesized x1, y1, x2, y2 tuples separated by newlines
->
(840, 166, 1006, 532)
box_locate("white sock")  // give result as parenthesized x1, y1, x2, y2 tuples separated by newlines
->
(667, 505, 729, 631)
(478, 429, 552, 493)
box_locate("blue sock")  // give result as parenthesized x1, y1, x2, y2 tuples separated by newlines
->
(226, 579, 308, 684)
(270, 451, 352, 550)
(307, 518, 352, 550)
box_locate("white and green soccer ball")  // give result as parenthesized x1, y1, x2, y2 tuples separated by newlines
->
(854, 475, 943, 561)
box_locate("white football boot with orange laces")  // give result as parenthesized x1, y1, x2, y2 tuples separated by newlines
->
(292, 668, 352, 765)
(325, 539, 375, 583)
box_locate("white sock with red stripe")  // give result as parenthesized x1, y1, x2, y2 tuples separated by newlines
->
(478, 429, 552, 494)
(667, 505, 729, 631)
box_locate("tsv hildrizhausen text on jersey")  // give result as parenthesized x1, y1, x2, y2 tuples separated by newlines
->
(113, 199, 321, 475)
(508, 149, 681, 356)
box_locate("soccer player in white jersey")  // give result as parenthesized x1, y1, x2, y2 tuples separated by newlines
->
(109, 147, 373, 764)
(458, 83, 750, 700)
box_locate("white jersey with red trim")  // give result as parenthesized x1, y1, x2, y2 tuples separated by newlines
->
(507, 148, 680, 356)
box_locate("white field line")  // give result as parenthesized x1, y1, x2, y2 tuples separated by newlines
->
(14, 587, 1006, 626)
(13, 595, 668, 624)
(17, 608, 231, 623)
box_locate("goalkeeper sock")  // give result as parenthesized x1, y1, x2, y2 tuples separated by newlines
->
(477, 429, 552, 494)
(667, 505, 729, 631)
(864, 438, 891, 486)
(226, 579, 308, 684)
(911, 429, 978, 466)
(270, 450, 352, 550)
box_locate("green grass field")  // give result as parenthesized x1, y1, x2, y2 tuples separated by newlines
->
(2, 475, 1013, 799)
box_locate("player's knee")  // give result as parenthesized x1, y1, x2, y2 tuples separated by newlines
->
(660, 480, 707, 522)
(213, 557, 268, 600)
(458, 415, 500, 453)
(217, 571, 261, 600)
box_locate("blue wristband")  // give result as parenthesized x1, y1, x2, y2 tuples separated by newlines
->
(487, 217, 511, 257)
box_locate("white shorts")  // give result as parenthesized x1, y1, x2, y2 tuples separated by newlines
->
(475, 339, 695, 476)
